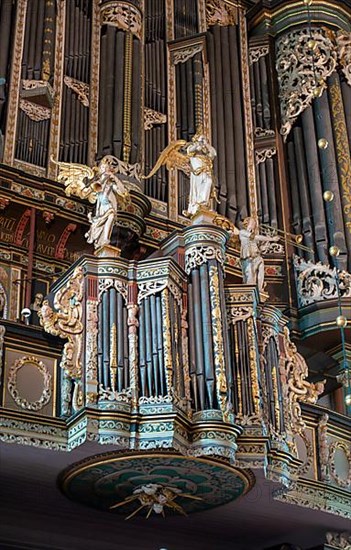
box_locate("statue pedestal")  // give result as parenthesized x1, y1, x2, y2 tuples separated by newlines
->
(94, 244, 121, 258)
(190, 209, 217, 226)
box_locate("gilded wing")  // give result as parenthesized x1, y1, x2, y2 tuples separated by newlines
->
(50, 156, 97, 203)
(142, 139, 190, 179)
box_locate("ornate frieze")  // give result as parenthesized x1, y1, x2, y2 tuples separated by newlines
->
(144, 108, 167, 130)
(64, 76, 89, 107)
(7, 356, 52, 412)
(100, 1, 142, 40)
(0, 325, 5, 381)
(249, 46, 269, 65)
(185, 245, 225, 273)
(276, 28, 337, 138)
(205, 0, 237, 28)
(293, 256, 351, 307)
(254, 127, 275, 138)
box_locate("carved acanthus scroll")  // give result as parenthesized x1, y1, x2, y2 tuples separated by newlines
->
(280, 327, 325, 434)
(39, 267, 84, 379)
(336, 31, 351, 87)
(100, 2, 142, 40)
(172, 45, 203, 65)
(249, 46, 269, 65)
(276, 28, 337, 138)
(206, 0, 237, 28)
(19, 99, 51, 122)
(144, 108, 167, 130)
(64, 76, 89, 107)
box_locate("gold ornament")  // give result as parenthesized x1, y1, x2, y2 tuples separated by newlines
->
(318, 138, 329, 149)
(307, 39, 317, 50)
(329, 245, 340, 257)
(323, 190, 334, 202)
(336, 315, 348, 328)
(313, 86, 323, 98)
(345, 393, 351, 407)
(304, 0, 313, 4)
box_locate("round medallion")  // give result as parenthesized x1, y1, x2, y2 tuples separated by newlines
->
(59, 452, 254, 518)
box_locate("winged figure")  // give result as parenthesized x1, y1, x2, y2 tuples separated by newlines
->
(52, 156, 130, 250)
(143, 134, 217, 218)
(50, 157, 98, 203)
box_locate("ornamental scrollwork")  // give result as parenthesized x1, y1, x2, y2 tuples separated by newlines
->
(39, 266, 84, 379)
(172, 45, 203, 65)
(185, 245, 225, 273)
(336, 31, 351, 87)
(276, 28, 337, 138)
(280, 327, 325, 435)
(64, 76, 89, 107)
(254, 127, 275, 138)
(325, 532, 351, 549)
(293, 256, 351, 307)
(19, 99, 51, 122)
(7, 356, 52, 411)
(100, 2, 142, 40)
(226, 305, 253, 324)
(206, 0, 237, 28)
(329, 441, 351, 489)
(144, 108, 167, 130)
(249, 46, 269, 65)
(0, 325, 5, 379)
(98, 278, 128, 301)
(255, 147, 277, 164)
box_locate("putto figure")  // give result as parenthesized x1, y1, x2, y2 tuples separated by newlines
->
(234, 217, 279, 293)
(143, 133, 217, 218)
(52, 156, 130, 250)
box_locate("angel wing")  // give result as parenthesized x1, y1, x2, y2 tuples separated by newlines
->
(142, 139, 190, 179)
(50, 156, 97, 203)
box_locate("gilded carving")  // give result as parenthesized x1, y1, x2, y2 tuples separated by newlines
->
(161, 288, 173, 397)
(280, 327, 325, 434)
(64, 76, 89, 107)
(172, 45, 203, 65)
(88, 0, 101, 166)
(127, 303, 139, 406)
(185, 245, 225, 274)
(318, 413, 330, 482)
(100, 2, 142, 40)
(209, 265, 229, 422)
(329, 441, 351, 489)
(85, 299, 98, 402)
(276, 28, 337, 138)
(336, 31, 351, 87)
(144, 108, 167, 130)
(206, 0, 237, 28)
(239, 8, 258, 217)
(329, 80, 351, 235)
(0, 325, 6, 381)
(293, 256, 351, 307)
(7, 356, 52, 411)
(39, 267, 84, 379)
(254, 127, 275, 138)
(19, 99, 51, 122)
(325, 532, 351, 549)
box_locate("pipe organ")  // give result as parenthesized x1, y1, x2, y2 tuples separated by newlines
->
(0, 0, 350, 533)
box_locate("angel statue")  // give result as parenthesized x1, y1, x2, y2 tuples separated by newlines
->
(143, 133, 217, 218)
(52, 156, 130, 250)
(233, 217, 280, 293)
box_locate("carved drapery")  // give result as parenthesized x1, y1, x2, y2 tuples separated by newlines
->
(276, 28, 337, 138)
(39, 267, 84, 380)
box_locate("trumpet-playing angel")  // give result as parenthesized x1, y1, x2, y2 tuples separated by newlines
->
(51, 156, 130, 250)
(143, 133, 217, 218)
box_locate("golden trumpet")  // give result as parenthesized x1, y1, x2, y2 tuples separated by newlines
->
(260, 224, 313, 252)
